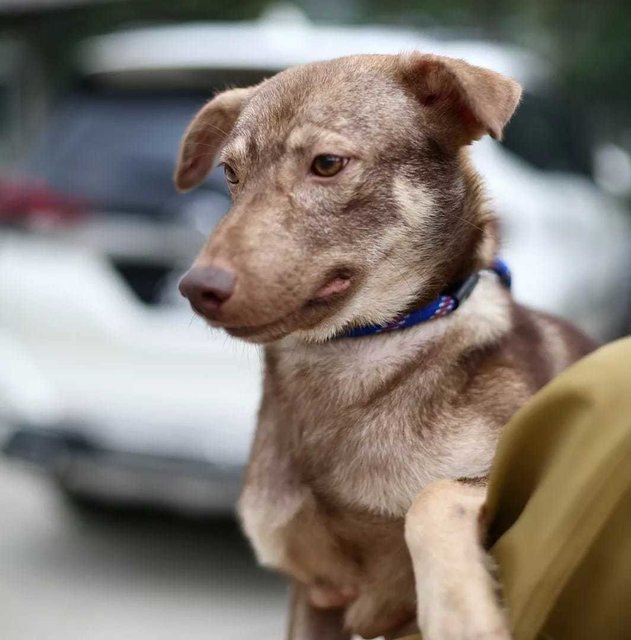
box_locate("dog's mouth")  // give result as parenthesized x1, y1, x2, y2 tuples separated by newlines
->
(207, 269, 356, 342)
(310, 272, 352, 301)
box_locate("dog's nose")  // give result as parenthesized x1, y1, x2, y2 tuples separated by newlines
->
(178, 265, 236, 315)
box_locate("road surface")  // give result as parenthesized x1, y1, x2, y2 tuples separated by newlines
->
(0, 462, 286, 640)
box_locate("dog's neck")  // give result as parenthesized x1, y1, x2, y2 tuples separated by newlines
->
(270, 272, 512, 438)
(337, 259, 510, 339)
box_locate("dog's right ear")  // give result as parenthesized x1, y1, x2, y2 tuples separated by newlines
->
(399, 52, 522, 149)
(174, 86, 255, 192)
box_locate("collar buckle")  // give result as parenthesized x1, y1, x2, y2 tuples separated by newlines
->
(452, 272, 481, 310)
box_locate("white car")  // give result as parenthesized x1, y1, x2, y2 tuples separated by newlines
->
(1, 17, 629, 512)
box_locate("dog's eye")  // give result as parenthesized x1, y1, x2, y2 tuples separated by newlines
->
(311, 155, 347, 178)
(223, 163, 239, 185)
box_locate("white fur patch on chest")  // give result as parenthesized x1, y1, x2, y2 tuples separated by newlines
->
(326, 413, 499, 517)
(239, 483, 307, 569)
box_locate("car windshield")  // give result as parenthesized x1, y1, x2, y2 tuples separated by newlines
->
(26, 89, 226, 218)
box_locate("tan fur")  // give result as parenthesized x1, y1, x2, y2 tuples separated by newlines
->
(175, 53, 596, 639)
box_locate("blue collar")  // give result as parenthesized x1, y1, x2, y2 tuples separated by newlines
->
(337, 259, 512, 339)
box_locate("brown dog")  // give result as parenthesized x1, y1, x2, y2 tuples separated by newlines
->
(175, 53, 595, 640)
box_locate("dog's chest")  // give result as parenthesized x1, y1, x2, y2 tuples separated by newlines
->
(287, 386, 495, 517)
(241, 334, 498, 576)
(276, 337, 496, 514)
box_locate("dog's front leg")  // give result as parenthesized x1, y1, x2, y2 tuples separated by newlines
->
(404, 479, 511, 640)
(287, 580, 351, 640)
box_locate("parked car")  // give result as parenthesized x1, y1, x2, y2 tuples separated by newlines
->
(1, 17, 629, 513)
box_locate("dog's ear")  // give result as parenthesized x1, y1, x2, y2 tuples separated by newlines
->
(174, 86, 256, 192)
(399, 53, 522, 148)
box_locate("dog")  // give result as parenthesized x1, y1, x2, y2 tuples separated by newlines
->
(175, 52, 595, 640)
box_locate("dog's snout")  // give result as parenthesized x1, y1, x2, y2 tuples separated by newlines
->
(179, 265, 236, 316)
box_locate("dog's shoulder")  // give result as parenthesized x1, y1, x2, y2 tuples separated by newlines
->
(496, 301, 597, 392)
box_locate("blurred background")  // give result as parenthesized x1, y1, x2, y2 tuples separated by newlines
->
(0, 1, 630, 638)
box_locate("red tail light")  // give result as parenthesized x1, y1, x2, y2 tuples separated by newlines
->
(0, 177, 88, 229)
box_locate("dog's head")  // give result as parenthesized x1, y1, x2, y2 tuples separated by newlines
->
(176, 53, 521, 343)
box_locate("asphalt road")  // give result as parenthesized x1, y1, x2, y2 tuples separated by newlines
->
(0, 462, 286, 640)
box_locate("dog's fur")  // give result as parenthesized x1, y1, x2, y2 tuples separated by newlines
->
(175, 53, 595, 639)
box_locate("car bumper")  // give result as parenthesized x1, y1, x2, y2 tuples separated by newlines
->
(2, 424, 244, 514)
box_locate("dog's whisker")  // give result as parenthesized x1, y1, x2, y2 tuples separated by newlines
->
(456, 215, 485, 233)
(196, 122, 231, 137)
(374, 251, 428, 315)
(188, 140, 224, 150)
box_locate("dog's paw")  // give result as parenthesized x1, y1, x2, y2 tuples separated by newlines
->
(423, 617, 511, 640)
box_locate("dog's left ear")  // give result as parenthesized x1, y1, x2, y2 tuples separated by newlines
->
(399, 52, 522, 148)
